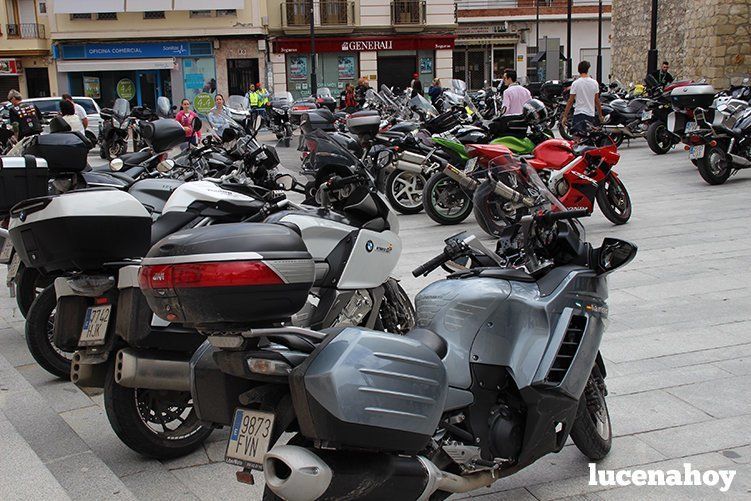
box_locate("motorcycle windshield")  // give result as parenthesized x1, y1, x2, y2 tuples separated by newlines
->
(463, 93, 480, 117)
(271, 92, 294, 107)
(228, 95, 250, 111)
(317, 88, 333, 99)
(410, 94, 438, 117)
(305, 128, 359, 165)
(113, 98, 130, 118)
(156, 96, 171, 118)
(441, 79, 467, 95)
(487, 154, 565, 212)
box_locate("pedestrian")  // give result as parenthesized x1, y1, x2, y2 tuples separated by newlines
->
(500, 69, 532, 115)
(62, 93, 89, 130)
(355, 77, 370, 108)
(7, 89, 42, 140)
(176, 98, 200, 146)
(249, 82, 269, 127)
(207, 94, 230, 136)
(344, 83, 358, 112)
(59, 99, 85, 134)
(410, 73, 423, 98)
(650, 61, 674, 87)
(428, 78, 442, 103)
(561, 61, 604, 136)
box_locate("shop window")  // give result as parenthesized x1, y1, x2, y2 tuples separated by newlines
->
(144, 11, 165, 19)
(216, 9, 237, 16)
(190, 10, 213, 17)
(70, 13, 92, 20)
(96, 12, 118, 20)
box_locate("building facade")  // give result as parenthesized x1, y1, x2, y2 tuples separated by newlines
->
(266, 0, 457, 98)
(611, 0, 750, 88)
(1, 0, 53, 99)
(455, 0, 612, 88)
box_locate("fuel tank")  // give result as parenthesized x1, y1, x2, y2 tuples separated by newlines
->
(531, 139, 576, 169)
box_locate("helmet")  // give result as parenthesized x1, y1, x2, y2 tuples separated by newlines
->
(522, 99, 548, 125)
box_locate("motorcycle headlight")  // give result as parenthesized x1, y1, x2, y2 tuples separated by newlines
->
(377, 150, 393, 169)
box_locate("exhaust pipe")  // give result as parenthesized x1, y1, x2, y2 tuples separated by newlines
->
(396, 160, 424, 174)
(727, 153, 751, 168)
(114, 348, 191, 392)
(602, 124, 639, 138)
(263, 445, 499, 501)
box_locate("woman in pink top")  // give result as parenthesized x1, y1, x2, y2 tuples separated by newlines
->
(175, 98, 200, 146)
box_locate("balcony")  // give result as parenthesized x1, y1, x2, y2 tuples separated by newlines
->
(391, 0, 426, 26)
(5, 23, 47, 39)
(282, 0, 355, 30)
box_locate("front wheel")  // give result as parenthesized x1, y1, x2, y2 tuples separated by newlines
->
(646, 121, 673, 154)
(558, 109, 574, 140)
(103, 363, 213, 459)
(596, 175, 632, 225)
(106, 138, 127, 160)
(423, 173, 473, 225)
(25, 285, 74, 379)
(571, 365, 611, 460)
(697, 146, 731, 185)
(386, 170, 426, 215)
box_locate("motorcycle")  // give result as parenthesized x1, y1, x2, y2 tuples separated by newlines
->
(98, 98, 132, 160)
(142, 153, 636, 500)
(268, 92, 295, 146)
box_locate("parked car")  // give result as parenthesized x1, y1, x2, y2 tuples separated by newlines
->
(24, 96, 102, 146)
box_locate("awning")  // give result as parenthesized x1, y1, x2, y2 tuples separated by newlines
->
(57, 58, 176, 72)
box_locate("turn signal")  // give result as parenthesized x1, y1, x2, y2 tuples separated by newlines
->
(710, 140, 717, 147)
(684, 145, 690, 151)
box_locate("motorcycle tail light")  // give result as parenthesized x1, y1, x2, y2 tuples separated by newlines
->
(709, 140, 717, 147)
(689, 135, 703, 144)
(139, 261, 283, 293)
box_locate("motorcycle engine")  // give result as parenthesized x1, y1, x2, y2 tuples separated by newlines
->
(551, 178, 569, 197)
(333, 289, 373, 327)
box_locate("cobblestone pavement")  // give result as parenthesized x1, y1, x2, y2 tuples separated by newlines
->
(0, 135, 749, 500)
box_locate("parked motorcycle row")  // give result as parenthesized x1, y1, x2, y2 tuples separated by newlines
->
(10, 72, 751, 500)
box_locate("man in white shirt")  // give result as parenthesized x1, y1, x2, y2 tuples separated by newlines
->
(501, 69, 532, 115)
(561, 60, 604, 136)
(62, 93, 89, 130)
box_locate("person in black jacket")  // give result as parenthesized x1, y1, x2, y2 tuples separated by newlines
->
(651, 61, 675, 87)
(410, 73, 423, 98)
(7, 89, 42, 140)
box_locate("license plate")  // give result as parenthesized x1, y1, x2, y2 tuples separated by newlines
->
(0, 239, 12, 264)
(79, 305, 112, 346)
(7, 254, 20, 287)
(685, 121, 699, 133)
(642, 110, 653, 121)
(225, 408, 275, 470)
(689, 144, 706, 160)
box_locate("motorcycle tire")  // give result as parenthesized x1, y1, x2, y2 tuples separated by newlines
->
(386, 170, 426, 215)
(103, 363, 213, 459)
(15, 264, 51, 318)
(697, 146, 731, 185)
(106, 139, 127, 161)
(610, 131, 625, 147)
(571, 365, 611, 461)
(596, 175, 632, 225)
(558, 111, 574, 140)
(377, 280, 416, 335)
(25, 285, 73, 379)
(423, 173, 473, 225)
(646, 121, 672, 155)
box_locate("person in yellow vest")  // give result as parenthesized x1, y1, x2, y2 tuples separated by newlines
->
(248, 82, 270, 128)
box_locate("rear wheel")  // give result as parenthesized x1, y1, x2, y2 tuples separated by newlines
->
(571, 365, 611, 460)
(386, 170, 426, 215)
(558, 109, 574, 140)
(25, 285, 73, 379)
(103, 364, 213, 459)
(596, 175, 632, 225)
(15, 264, 50, 318)
(423, 173, 473, 225)
(646, 121, 672, 154)
(697, 146, 731, 185)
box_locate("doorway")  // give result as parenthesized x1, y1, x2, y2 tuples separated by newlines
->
(467, 50, 486, 90)
(137, 71, 157, 109)
(227, 59, 260, 97)
(25, 68, 50, 97)
(377, 56, 416, 92)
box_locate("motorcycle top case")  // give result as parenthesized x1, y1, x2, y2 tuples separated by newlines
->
(290, 327, 447, 453)
(346, 110, 380, 138)
(139, 119, 186, 152)
(25, 132, 89, 173)
(670, 84, 716, 110)
(8, 189, 152, 273)
(0, 156, 49, 214)
(139, 223, 314, 329)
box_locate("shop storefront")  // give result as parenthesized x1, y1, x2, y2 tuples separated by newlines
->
(214, 38, 267, 98)
(54, 40, 216, 111)
(0, 59, 22, 99)
(272, 35, 454, 99)
(454, 25, 521, 89)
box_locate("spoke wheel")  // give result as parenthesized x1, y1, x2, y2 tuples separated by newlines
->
(423, 173, 473, 225)
(25, 285, 73, 379)
(386, 170, 426, 214)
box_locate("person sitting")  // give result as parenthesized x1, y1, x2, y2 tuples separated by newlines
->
(59, 99, 85, 134)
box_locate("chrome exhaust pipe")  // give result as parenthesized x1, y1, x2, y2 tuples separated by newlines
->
(727, 153, 751, 168)
(603, 124, 639, 138)
(263, 445, 500, 501)
(114, 348, 191, 392)
(396, 160, 424, 174)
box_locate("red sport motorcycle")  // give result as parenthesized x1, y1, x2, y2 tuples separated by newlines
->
(442, 128, 632, 236)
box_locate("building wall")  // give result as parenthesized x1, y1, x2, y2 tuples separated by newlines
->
(612, 0, 750, 88)
(214, 38, 268, 95)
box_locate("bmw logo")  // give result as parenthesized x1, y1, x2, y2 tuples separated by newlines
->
(365, 240, 374, 252)
(19, 211, 26, 222)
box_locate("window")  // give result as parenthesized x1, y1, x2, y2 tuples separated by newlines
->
(70, 13, 92, 20)
(144, 11, 165, 19)
(190, 10, 213, 17)
(38, 2, 47, 14)
(216, 9, 237, 16)
(96, 12, 118, 20)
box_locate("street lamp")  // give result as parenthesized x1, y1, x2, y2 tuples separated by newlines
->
(647, 0, 658, 75)
(566, 0, 572, 78)
(310, 0, 317, 96)
(596, 0, 603, 82)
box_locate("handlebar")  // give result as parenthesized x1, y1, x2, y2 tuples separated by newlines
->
(535, 209, 591, 223)
(327, 174, 360, 191)
(412, 251, 449, 277)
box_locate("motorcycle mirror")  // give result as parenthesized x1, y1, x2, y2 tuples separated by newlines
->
(222, 127, 238, 142)
(596, 238, 638, 275)
(157, 159, 175, 173)
(109, 158, 124, 172)
(275, 174, 295, 191)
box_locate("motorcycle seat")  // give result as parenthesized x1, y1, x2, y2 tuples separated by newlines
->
(151, 211, 198, 244)
(120, 150, 153, 166)
(309, 108, 336, 122)
(405, 328, 447, 359)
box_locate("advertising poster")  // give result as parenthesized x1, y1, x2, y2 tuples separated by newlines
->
(289, 56, 308, 80)
(116, 78, 136, 100)
(338, 56, 355, 80)
(83, 76, 101, 99)
(420, 57, 433, 74)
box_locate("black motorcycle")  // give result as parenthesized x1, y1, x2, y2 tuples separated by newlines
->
(268, 92, 295, 146)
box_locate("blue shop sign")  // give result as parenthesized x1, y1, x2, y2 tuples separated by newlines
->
(57, 41, 213, 60)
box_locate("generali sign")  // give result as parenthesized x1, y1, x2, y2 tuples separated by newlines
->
(273, 36, 454, 54)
